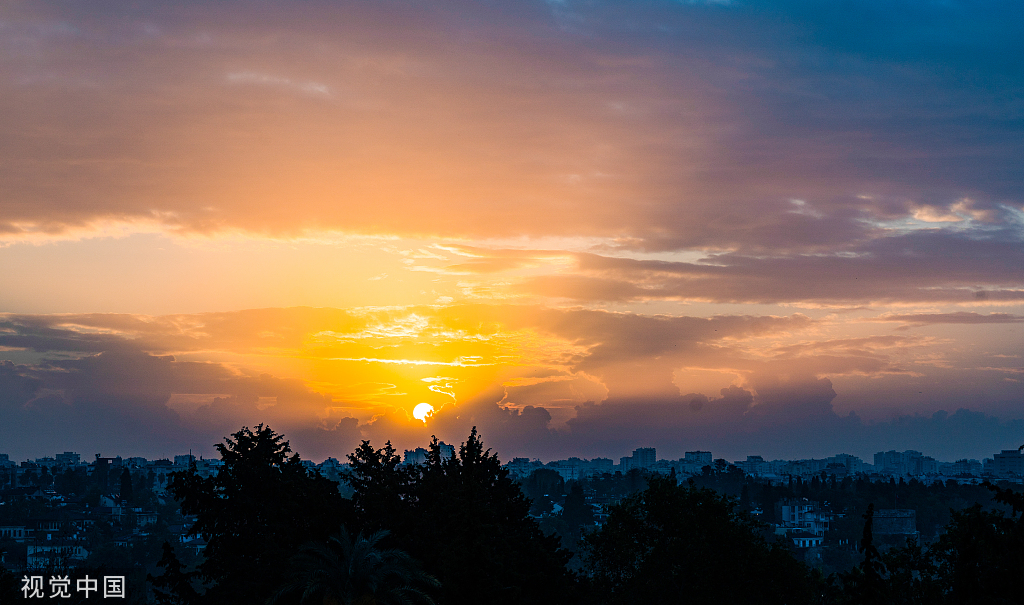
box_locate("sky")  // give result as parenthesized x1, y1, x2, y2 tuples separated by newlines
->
(0, 0, 1021, 464)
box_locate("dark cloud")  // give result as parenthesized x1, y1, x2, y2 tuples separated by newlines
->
(444, 381, 1024, 464)
(517, 227, 1024, 304)
(0, 316, 140, 353)
(0, 0, 1020, 253)
(0, 346, 364, 461)
(872, 312, 1024, 327)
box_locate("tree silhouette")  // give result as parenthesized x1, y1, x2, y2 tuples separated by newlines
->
(0, 562, 18, 603)
(164, 424, 347, 604)
(345, 440, 416, 534)
(829, 482, 1024, 604)
(585, 476, 815, 604)
(838, 504, 889, 603)
(119, 467, 133, 504)
(408, 429, 577, 605)
(348, 428, 578, 605)
(148, 542, 201, 605)
(269, 528, 438, 605)
(929, 496, 1024, 604)
(561, 482, 595, 535)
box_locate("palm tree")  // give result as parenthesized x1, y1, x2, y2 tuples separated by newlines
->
(268, 528, 438, 605)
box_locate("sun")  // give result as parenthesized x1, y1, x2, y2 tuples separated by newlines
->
(412, 402, 435, 422)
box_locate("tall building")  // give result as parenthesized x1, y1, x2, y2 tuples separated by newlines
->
(124, 456, 148, 469)
(993, 449, 1024, 477)
(55, 452, 81, 466)
(827, 453, 864, 474)
(632, 447, 656, 469)
(952, 459, 983, 475)
(685, 451, 712, 465)
(874, 450, 924, 476)
(680, 451, 713, 475)
(738, 455, 769, 476)
(33, 457, 57, 469)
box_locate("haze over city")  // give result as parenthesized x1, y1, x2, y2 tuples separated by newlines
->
(1, 0, 1021, 464)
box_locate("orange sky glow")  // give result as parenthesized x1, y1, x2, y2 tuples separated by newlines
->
(0, 1, 1021, 462)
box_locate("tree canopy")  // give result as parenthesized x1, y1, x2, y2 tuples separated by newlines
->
(585, 475, 817, 605)
(347, 428, 578, 605)
(269, 528, 438, 605)
(145, 422, 1024, 605)
(164, 424, 347, 605)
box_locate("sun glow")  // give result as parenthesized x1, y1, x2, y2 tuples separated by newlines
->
(413, 403, 435, 421)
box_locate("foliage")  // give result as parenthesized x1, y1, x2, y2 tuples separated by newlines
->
(149, 542, 202, 605)
(521, 468, 565, 500)
(348, 428, 578, 605)
(8, 419, 1015, 605)
(269, 528, 438, 605)
(927, 488, 1024, 604)
(345, 440, 415, 533)
(578, 469, 647, 504)
(0, 561, 18, 603)
(53, 467, 89, 496)
(164, 424, 347, 605)
(585, 476, 817, 605)
(119, 468, 134, 504)
(836, 504, 889, 603)
(561, 482, 596, 536)
(521, 468, 565, 516)
(828, 482, 1024, 604)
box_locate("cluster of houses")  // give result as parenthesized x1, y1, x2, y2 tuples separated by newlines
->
(0, 453, 214, 570)
(4, 443, 1020, 569)
(503, 447, 1024, 486)
(499, 445, 1024, 552)
(0, 492, 196, 569)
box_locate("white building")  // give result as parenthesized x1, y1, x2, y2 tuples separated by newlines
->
(789, 531, 823, 548)
(994, 450, 1024, 477)
(779, 499, 833, 536)
(404, 448, 428, 465)
(736, 455, 770, 476)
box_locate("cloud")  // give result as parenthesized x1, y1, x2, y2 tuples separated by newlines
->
(0, 305, 809, 458)
(512, 226, 1024, 305)
(0, 344, 365, 460)
(225, 71, 331, 96)
(0, 301, 1020, 464)
(0, 0, 1020, 257)
(871, 312, 1024, 327)
(0, 2, 1021, 468)
(451, 380, 1024, 463)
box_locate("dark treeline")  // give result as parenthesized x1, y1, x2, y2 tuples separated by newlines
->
(2, 425, 1022, 604)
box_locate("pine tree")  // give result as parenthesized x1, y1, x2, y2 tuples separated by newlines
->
(148, 542, 201, 605)
(164, 424, 347, 604)
(348, 428, 578, 605)
(585, 476, 815, 604)
(119, 468, 133, 504)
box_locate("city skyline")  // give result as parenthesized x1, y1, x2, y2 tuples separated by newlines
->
(0, 1, 1021, 463)
(3, 429, 1022, 471)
